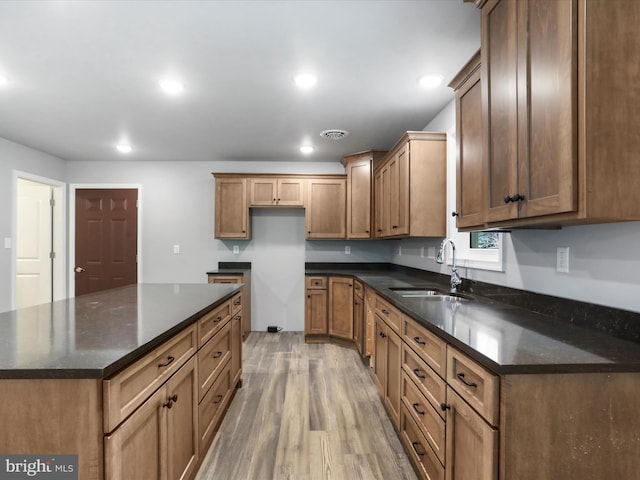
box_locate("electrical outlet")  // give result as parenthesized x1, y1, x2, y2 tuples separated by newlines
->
(420, 246, 425, 258)
(173, 244, 180, 254)
(4, 238, 11, 249)
(427, 247, 436, 259)
(233, 245, 239, 254)
(345, 245, 351, 255)
(557, 247, 570, 273)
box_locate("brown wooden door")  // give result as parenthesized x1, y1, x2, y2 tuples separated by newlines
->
(373, 315, 387, 396)
(328, 277, 353, 339)
(276, 178, 304, 206)
(353, 293, 364, 354)
(249, 178, 277, 206)
(385, 329, 402, 428)
(215, 178, 248, 239)
(305, 289, 327, 335)
(374, 170, 384, 238)
(75, 188, 137, 296)
(456, 65, 486, 229)
(231, 312, 242, 387)
(482, 0, 519, 223)
(305, 179, 346, 239)
(517, 0, 577, 219)
(166, 356, 198, 480)
(346, 158, 372, 238)
(396, 143, 410, 235)
(445, 387, 498, 480)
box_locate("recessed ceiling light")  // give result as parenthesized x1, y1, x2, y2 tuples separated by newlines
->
(294, 74, 317, 89)
(159, 79, 185, 95)
(418, 74, 443, 89)
(300, 145, 314, 155)
(0, 75, 9, 86)
(116, 144, 133, 154)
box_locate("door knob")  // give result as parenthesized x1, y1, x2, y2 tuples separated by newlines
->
(75, 267, 86, 273)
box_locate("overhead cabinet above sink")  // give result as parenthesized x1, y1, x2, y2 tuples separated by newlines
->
(454, 0, 640, 230)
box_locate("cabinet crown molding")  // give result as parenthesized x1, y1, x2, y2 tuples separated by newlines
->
(448, 50, 481, 91)
(212, 172, 346, 180)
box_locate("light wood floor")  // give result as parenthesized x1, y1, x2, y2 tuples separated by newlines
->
(195, 332, 418, 480)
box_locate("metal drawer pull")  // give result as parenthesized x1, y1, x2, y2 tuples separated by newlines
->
(214, 316, 224, 323)
(162, 394, 178, 409)
(213, 351, 223, 359)
(381, 309, 389, 315)
(413, 336, 426, 346)
(411, 441, 426, 457)
(457, 372, 478, 388)
(379, 332, 387, 339)
(158, 356, 175, 368)
(234, 300, 241, 305)
(213, 394, 223, 404)
(413, 368, 426, 379)
(440, 402, 451, 411)
(412, 403, 425, 416)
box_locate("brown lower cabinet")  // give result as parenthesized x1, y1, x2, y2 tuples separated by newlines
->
(207, 272, 252, 341)
(373, 312, 401, 428)
(329, 276, 354, 339)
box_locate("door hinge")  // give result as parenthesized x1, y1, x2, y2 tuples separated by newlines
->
(50, 251, 56, 260)
(50, 198, 55, 207)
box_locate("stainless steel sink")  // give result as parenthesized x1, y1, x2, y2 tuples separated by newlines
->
(390, 288, 470, 301)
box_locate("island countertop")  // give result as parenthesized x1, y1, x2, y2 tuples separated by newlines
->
(0, 283, 242, 379)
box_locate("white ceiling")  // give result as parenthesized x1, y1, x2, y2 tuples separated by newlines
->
(0, 0, 480, 163)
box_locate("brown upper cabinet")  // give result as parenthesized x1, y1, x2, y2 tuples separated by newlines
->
(249, 177, 305, 207)
(214, 177, 249, 239)
(305, 177, 347, 239)
(373, 132, 447, 238)
(449, 50, 485, 230)
(343, 151, 387, 239)
(464, 0, 640, 229)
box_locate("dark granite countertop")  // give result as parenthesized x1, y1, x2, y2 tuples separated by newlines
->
(0, 283, 242, 379)
(306, 265, 640, 375)
(206, 261, 251, 275)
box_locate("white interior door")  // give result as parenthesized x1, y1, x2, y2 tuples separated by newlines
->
(16, 178, 53, 308)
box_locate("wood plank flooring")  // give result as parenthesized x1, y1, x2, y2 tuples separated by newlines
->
(195, 332, 417, 480)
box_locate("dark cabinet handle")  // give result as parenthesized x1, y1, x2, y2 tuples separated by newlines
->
(214, 316, 223, 323)
(307, 295, 311, 298)
(377, 229, 382, 232)
(234, 315, 241, 321)
(413, 368, 426, 379)
(273, 198, 276, 202)
(277, 198, 281, 202)
(234, 300, 241, 305)
(392, 225, 399, 229)
(365, 230, 369, 233)
(213, 394, 223, 404)
(504, 193, 525, 203)
(413, 336, 426, 346)
(354, 301, 360, 305)
(440, 402, 451, 411)
(412, 403, 425, 416)
(379, 332, 387, 338)
(162, 394, 178, 409)
(451, 211, 459, 217)
(381, 309, 389, 315)
(213, 351, 223, 359)
(242, 230, 246, 233)
(503, 195, 512, 204)
(411, 441, 426, 457)
(158, 356, 175, 368)
(457, 372, 478, 388)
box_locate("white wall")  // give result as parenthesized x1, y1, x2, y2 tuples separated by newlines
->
(391, 101, 640, 314)
(0, 138, 68, 313)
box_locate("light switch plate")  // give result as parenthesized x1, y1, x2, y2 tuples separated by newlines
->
(4, 237, 10, 249)
(345, 245, 351, 255)
(233, 245, 239, 254)
(173, 244, 180, 254)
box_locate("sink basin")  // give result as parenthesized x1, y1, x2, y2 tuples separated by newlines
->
(390, 287, 470, 301)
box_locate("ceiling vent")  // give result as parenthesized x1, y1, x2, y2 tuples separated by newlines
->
(320, 129, 349, 140)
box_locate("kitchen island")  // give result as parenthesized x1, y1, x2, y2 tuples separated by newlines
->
(0, 283, 244, 480)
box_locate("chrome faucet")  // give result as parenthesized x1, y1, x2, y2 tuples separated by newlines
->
(436, 238, 462, 292)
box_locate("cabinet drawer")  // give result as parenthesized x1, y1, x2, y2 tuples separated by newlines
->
(208, 275, 243, 284)
(199, 362, 232, 454)
(402, 371, 445, 465)
(198, 321, 232, 401)
(306, 276, 327, 289)
(103, 324, 197, 433)
(374, 295, 401, 333)
(402, 343, 446, 419)
(400, 403, 445, 480)
(198, 299, 232, 347)
(446, 347, 499, 427)
(231, 292, 242, 315)
(403, 316, 447, 378)
(353, 279, 364, 298)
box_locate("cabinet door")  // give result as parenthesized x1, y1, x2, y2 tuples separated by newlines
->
(388, 154, 401, 235)
(215, 178, 249, 239)
(374, 170, 384, 238)
(385, 329, 402, 428)
(517, 0, 577, 219)
(166, 356, 198, 480)
(395, 143, 410, 235)
(381, 165, 391, 237)
(306, 178, 346, 239)
(353, 294, 364, 355)
(373, 315, 387, 396)
(249, 178, 277, 206)
(364, 288, 375, 357)
(105, 386, 166, 480)
(482, 0, 519, 223)
(276, 178, 305, 206)
(231, 312, 242, 387)
(455, 66, 486, 229)
(445, 387, 498, 480)
(346, 158, 372, 238)
(328, 277, 353, 340)
(305, 289, 327, 335)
